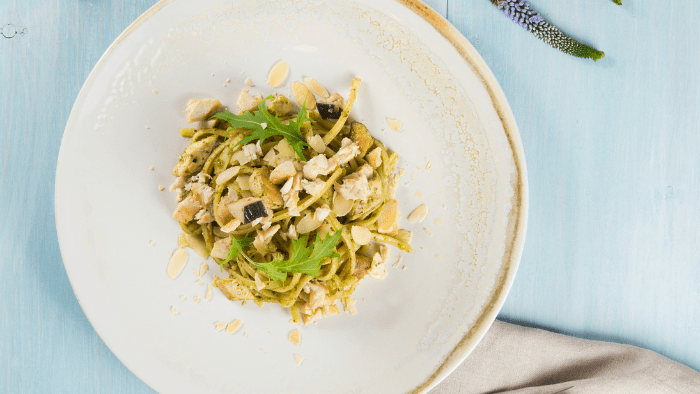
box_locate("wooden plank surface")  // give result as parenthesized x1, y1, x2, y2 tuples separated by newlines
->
(1, 0, 698, 393)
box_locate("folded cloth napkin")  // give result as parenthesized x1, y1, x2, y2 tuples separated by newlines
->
(433, 320, 700, 394)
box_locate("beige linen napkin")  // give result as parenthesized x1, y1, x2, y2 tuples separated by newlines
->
(433, 320, 700, 394)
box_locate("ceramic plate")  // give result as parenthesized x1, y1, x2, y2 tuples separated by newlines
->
(55, 0, 527, 392)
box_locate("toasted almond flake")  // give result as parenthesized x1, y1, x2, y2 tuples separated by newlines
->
(171, 306, 179, 314)
(167, 248, 189, 279)
(433, 218, 443, 226)
(386, 118, 402, 131)
(402, 266, 407, 271)
(332, 191, 353, 217)
(226, 320, 243, 334)
(392, 255, 403, 268)
(308, 135, 326, 154)
(377, 199, 398, 233)
(351, 226, 372, 245)
(260, 122, 267, 129)
(415, 190, 424, 198)
(144, 125, 150, 129)
(398, 168, 406, 176)
(214, 322, 226, 331)
(149, 166, 154, 171)
(294, 354, 304, 365)
(159, 185, 165, 191)
(423, 228, 433, 236)
(303, 77, 330, 98)
(254, 272, 266, 291)
(291, 81, 316, 109)
(152, 89, 158, 94)
(226, 78, 231, 83)
(405, 182, 411, 187)
(199, 262, 209, 276)
(180, 295, 186, 300)
(244, 332, 248, 337)
(435, 254, 441, 260)
(196, 280, 204, 285)
(206, 284, 213, 300)
(150, 240, 156, 245)
(216, 166, 240, 185)
(267, 60, 289, 87)
(407, 204, 429, 223)
(194, 296, 200, 303)
(260, 349, 266, 353)
(193, 268, 200, 276)
(288, 329, 301, 345)
(297, 214, 322, 234)
(245, 78, 255, 87)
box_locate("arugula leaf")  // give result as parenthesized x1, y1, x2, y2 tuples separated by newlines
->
(258, 230, 343, 282)
(219, 233, 255, 272)
(211, 96, 311, 160)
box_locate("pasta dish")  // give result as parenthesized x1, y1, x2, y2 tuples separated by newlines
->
(169, 77, 412, 324)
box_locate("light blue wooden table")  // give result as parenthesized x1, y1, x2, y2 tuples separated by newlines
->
(1, 0, 698, 392)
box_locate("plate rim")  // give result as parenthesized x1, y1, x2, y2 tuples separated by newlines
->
(393, 2, 529, 391)
(54, 0, 529, 392)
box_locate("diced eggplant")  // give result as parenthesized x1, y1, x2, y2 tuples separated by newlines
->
(317, 103, 342, 120)
(243, 200, 268, 224)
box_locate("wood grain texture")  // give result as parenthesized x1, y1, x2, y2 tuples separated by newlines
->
(0, 0, 697, 393)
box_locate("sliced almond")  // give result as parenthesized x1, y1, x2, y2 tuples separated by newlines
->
(214, 322, 226, 331)
(267, 60, 289, 87)
(317, 223, 332, 239)
(308, 134, 326, 154)
(254, 272, 266, 291)
(407, 204, 429, 223)
(276, 139, 296, 158)
(351, 226, 372, 245)
(288, 329, 301, 345)
(206, 284, 213, 300)
(199, 262, 209, 277)
(171, 306, 179, 315)
(303, 77, 330, 98)
(332, 192, 353, 217)
(386, 117, 402, 131)
(244, 78, 255, 87)
(167, 248, 189, 279)
(216, 166, 240, 185)
(297, 214, 322, 234)
(377, 199, 398, 233)
(178, 233, 209, 258)
(226, 320, 243, 334)
(291, 81, 316, 109)
(294, 354, 304, 366)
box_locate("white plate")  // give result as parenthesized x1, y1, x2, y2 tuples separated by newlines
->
(55, 0, 527, 393)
